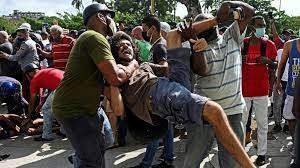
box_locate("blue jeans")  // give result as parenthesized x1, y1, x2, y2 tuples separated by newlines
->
(98, 108, 114, 148)
(141, 122, 174, 167)
(42, 91, 65, 139)
(183, 114, 244, 168)
(59, 115, 105, 168)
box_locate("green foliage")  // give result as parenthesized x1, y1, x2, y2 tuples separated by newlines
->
(202, 0, 299, 36)
(0, 17, 24, 33)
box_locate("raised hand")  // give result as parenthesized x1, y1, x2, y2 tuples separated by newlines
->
(177, 19, 197, 42)
(190, 38, 208, 53)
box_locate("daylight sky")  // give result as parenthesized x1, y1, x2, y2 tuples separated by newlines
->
(0, 0, 299, 18)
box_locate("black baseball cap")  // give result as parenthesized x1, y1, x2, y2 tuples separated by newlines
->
(83, 3, 115, 26)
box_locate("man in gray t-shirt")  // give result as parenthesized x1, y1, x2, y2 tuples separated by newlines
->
(0, 24, 39, 72)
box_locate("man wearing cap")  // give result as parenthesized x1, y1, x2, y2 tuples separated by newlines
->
(0, 23, 40, 101)
(23, 64, 64, 141)
(52, 3, 138, 168)
(37, 25, 75, 71)
(0, 23, 39, 72)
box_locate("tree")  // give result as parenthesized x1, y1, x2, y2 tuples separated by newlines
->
(177, 0, 202, 18)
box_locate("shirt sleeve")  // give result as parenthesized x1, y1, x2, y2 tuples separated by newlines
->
(152, 44, 167, 63)
(225, 21, 245, 46)
(6, 43, 28, 61)
(86, 34, 114, 64)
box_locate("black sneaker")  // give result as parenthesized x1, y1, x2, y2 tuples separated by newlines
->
(152, 161, 175, 168)
(67, 155, 73, 164)
(255, 155, 266, 166)
(0, 154, 10, 161)
(283, 124, 289, 133)
(34, 135, 54, 141)
(290, 163, 297, 168)
(271, 124, 282, 133)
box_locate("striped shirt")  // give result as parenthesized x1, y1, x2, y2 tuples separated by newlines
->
(52, 35, 75, 70)
(194, 21, 245, 115)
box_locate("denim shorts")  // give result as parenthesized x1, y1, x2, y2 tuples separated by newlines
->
(149, 78, 209, 126)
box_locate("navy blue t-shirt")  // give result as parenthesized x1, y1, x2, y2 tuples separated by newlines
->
(149, 38, 167, 64)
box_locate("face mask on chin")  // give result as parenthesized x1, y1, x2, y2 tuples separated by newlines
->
(254, 27, 266, 38)
(197, 27, 218, 43)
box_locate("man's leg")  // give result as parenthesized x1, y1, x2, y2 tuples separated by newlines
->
(217, 114, 244, 168)
(162, 123, 174, 163)
(202, 101, 255, 168)
(272, 84, 283, 130)
(283, 95, 297, 139)
(253, 96, 268, 156)
(183, 123, 215, 168)
(140, 140, 160, 167)
(41, 92, 54, 140)
(59, 115, 105, 168)
(242, 97, 253, 129)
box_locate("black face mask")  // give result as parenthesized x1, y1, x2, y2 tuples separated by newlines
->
(197, 27, 218, 43)
(142, 31, 150, 42)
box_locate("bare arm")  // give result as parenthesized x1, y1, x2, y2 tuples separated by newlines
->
(0, 43, 28, 61)
(167, 28, 208, 76)
(97, 59, 138, 86)
(218, 1, 255, 33)
(276, 41, 291, 93)
(105, 86, 124, 116)
(270, 19, 280, 39)
(37, 47, 52, 59)
(27, 93, 36, 118)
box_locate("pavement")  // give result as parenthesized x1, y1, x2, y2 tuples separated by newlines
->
(0, 106, 295, 168)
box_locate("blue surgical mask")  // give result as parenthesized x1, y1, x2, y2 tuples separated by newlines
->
(254, 28, 266, 38)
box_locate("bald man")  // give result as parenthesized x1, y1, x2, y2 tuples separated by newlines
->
(131, 26, 151, 62)
(0, 31, 13, 55)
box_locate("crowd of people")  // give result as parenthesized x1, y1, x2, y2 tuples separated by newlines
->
(0, 1, 299, 168)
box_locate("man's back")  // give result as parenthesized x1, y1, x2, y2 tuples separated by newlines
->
(30, 68, 64, 95)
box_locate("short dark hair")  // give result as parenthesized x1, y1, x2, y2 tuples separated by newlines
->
(110, 31, 134, 63)
(142, 15, 161, 32)
(250, 15, 265, 26)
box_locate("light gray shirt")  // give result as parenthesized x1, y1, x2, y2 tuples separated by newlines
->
(194, 21, 246, 115)
(6, 38, 39, 72)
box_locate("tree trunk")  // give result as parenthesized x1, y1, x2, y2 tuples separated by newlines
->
(177, 0, 203, 18)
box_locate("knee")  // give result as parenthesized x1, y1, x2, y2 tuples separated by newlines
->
(203, 101, 226, 124)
